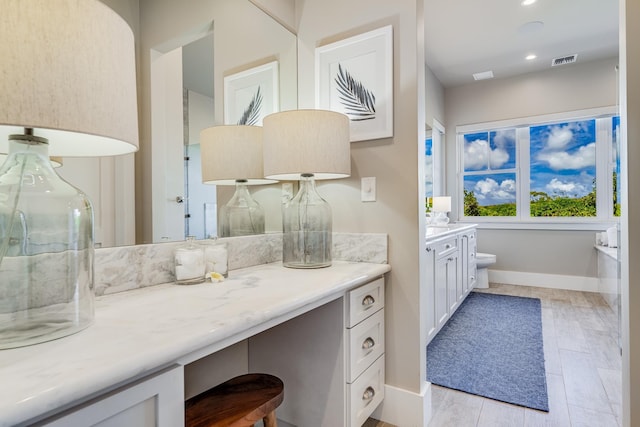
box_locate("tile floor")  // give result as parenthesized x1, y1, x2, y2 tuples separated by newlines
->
(365, 283, 622, 427)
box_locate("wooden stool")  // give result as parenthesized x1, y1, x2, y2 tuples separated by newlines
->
(185, 373, 284, 427)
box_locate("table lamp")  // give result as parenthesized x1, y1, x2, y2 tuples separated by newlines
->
(432, 196, 452, 226)
(200, 125, 276, 237)
(263, 110, 350, 268)
(0, 0, 138, 349)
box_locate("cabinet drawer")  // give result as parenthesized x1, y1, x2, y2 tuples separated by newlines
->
(347, 309, 385, 383)
(434, 236, 457, 258)
(346, 277, 384, 327)
(348, 355, 385, 427)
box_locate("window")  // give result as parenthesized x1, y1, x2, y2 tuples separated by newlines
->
(425, 137, 433, 203)
(459, 108, 618, 224)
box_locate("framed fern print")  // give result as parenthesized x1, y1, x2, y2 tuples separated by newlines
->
(224, 60, 279, 126)
(315, 25, 393, 142)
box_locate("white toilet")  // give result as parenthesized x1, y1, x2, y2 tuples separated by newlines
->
(475, 252, 497, 289)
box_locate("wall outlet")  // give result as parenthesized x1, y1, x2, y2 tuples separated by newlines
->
(361, 177, 376, 202)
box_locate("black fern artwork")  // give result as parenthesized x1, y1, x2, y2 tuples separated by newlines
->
(335, 63, 376, 121)
(237, 86, 263, 126)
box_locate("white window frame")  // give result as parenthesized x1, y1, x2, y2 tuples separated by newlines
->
(456, 106, 619, 230)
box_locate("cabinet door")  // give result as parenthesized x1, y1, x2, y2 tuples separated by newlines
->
(461, 235, 469, 294)
(434, 255, 449, 331)
(41, 366, 184, 427)
(467, 232, 477, 291)
(425, 245, 437, 341)
(446, 253, 460, 314)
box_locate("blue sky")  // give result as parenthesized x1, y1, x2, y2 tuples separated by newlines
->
(463, 129, 517, 206)
(425, 138, 433, 197)
(463, 120, 598, 206)
(530, 120, 596, 198)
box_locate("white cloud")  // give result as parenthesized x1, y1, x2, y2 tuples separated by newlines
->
(492, 129, 515, 149)
(537, 142, 596, 170)
(545, 178, 587, 195)
(464, 139, 509, 170)
(474, 178, 516, 201)
(545, 126, 574, 150)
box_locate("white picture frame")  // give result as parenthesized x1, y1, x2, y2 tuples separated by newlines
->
(315, 25, 393, 142)
(224, 60, 279, 125)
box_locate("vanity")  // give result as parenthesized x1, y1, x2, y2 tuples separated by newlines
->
(424, 224, 477, 343)
(0, 235, 390, 427)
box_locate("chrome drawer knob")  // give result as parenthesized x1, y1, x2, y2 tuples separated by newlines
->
(362, 295, 375, 307)
(362, 386, 375, 401)
(362, 337, 375, 350)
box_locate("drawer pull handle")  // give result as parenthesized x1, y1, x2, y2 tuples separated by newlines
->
(426, 247, 432, 252)
(447, 257, 454, 262)
(362, 337, 375, 350)
(362, 386, 376, 401)
(445, 244, 452, 249)
(362, 295, 375, 307)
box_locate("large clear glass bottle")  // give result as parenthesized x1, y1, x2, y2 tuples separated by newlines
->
(219, 180, 265, 237)
(0, 135, 94, 349)
(282, 173, 332, 268)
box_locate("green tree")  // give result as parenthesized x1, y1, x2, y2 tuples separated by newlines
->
(464, 189, 481, 216)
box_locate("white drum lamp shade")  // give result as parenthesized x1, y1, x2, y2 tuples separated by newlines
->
(0, 0, 138, 349)
(0, 0, 139, 156)
(200, 126, 273, 185)
(200, 125, 275, 237)
(263, 110, 351, 180)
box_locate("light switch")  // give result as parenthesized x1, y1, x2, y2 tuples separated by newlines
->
(361, 177, 376, 202)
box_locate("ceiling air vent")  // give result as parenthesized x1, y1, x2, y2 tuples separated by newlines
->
(551, 54, 578, 67)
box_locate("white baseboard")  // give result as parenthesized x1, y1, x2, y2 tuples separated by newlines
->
(488, 269, 599, 292)
(371, 381, 431, 427)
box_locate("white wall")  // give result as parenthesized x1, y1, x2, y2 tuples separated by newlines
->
(620, 1, 640, 424)
(296, 1, 429, 424)
(444, 57, 618, 278)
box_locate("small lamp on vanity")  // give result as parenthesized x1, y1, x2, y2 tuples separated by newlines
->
(262, 110, 351, 269)
(200, 125, 276, 237)
(0, 0, 138, 349)
(431, 196, 452, 226)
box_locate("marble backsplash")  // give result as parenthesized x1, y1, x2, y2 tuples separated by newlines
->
(94, 233, 387, 296)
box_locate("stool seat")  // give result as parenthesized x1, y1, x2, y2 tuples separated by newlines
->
(185, 373, 284, 427)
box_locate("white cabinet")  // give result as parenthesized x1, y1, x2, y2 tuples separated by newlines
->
(461, 229, 477, 295)
(345, 278, 385, 427)
(248, 276, 386, 427)
(426, 226, 477, 344)
(39, 366, 184, 427)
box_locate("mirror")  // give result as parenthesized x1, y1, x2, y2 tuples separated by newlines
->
(148, 0, 297, 244)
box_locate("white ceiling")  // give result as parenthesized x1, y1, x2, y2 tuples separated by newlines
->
(424, 0, 619, 88)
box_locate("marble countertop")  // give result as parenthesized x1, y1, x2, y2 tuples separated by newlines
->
(426, 223, 477, 241)
(0, 261, 390, 427)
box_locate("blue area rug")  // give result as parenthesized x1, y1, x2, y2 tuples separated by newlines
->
(427, 292, 549, 411)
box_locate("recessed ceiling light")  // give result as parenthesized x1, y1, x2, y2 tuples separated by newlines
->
(473, 70, 494, 81)
(518, 21, 544, 35)
(526, 54, 537, 60)
(521, 0, 537, 5)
